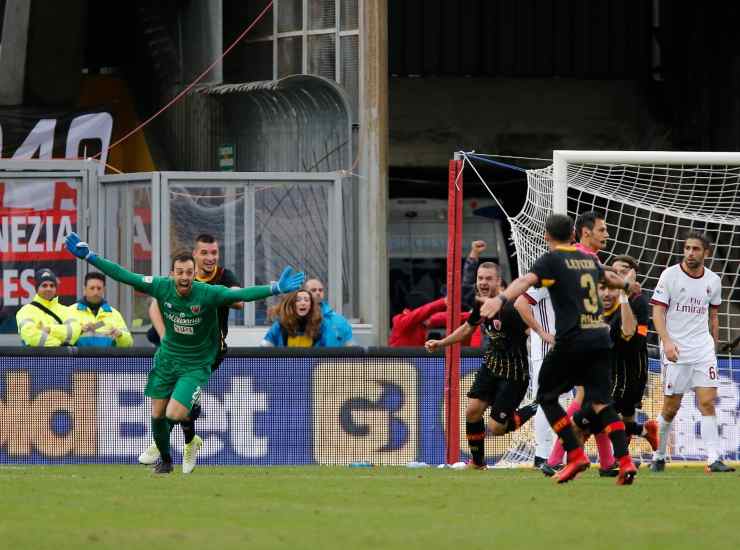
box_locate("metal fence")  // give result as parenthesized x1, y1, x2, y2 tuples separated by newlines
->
(0, 161, 351, 338)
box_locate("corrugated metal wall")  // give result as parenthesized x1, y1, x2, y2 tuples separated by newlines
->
(389, 0, 651, 78)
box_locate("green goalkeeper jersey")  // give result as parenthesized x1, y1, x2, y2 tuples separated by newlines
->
(90, 256, 272, 367)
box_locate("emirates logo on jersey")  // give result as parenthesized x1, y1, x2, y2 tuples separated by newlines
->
(190, 305, 201, 314)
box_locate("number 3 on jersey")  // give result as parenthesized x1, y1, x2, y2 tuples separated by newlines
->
(581, 273, 598, 313)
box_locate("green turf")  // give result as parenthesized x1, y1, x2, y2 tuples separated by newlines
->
(0, 465, 738, 550)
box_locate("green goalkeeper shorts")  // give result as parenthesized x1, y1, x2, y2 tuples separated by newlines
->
(144, 355, 210, 411)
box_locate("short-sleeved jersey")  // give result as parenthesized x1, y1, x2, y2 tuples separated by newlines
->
(529, 246, 611, 352)
(650, 263, 721, 365)
(196, 266, 240, 345)
(604, 293, 649, 373)
(467, 300, 529, 381)
(148, 277, 235, 367)
(524, 286, 555, 361)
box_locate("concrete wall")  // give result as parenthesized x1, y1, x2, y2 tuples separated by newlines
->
(0, 0, 32, 105)
(389, 77, 668, 168)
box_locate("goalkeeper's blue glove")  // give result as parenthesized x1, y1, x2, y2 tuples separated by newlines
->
(270, 266, 305, 295)
(65, 232, 98, 262)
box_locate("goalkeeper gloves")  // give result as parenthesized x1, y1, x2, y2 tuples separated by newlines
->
(64, 232, 98, 262)
(270, 267, 305, 295)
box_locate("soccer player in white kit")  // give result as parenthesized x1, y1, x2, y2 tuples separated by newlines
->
(650, 232, 735, 473)
(516, 287, 556, 471)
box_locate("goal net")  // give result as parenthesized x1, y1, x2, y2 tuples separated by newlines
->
(502, 150, 740, 465)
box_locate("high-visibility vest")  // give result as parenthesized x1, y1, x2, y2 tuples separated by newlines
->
(68, 300, 133, 347)
(16, 295, 81, 347)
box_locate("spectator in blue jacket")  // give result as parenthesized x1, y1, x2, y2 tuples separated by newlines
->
(261, 289, 328, 347)
(304, 278, 354, 346)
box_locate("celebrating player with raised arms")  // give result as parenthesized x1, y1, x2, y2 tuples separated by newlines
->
(650, 232, 735, 473)
(65, 232, 304, 474)
(425, 262, 538, 469)
(479, 213, 641, 485)
(139, 233, 243, 472)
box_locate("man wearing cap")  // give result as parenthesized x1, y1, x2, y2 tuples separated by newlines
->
(16, 268, 81, 347)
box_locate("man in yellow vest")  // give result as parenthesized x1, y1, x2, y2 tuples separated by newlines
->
(16, 268, 80, 347)
(70, 272, 133, 347)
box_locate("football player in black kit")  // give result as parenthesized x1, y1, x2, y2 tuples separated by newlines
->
(479, 214, 641, 485)
(425, 290, 538, 469)
(599, 256, 659, 451)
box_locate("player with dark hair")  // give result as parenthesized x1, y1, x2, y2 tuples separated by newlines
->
(574, 210, 606, 250)
(140, 233, 243, 472)
(543, 209, 617, 475)
(65, 232, 304, 474)
(425, 260, 537, 469)
(592, 274, 658, 453)
(479, 213, 641, 484)
(605, 255, 658, 449)
(650, 232, 734, 473)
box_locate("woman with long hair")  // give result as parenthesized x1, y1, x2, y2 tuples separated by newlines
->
(261, 289, 327, 347)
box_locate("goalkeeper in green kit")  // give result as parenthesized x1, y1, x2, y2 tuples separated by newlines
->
(65, 232, 305, 474)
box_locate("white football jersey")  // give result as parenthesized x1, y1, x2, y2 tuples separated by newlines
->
(650, 264, 721, 365)
(525, 286, 556, 362)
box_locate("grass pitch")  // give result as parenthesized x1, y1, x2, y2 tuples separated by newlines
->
(1, 464, 738, 550)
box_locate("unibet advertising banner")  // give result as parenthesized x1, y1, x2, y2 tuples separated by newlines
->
(1, 355, 738, 465)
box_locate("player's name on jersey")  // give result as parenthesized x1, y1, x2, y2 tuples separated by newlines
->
(565, 258, 598, 270)
(580, 313, 606, 328)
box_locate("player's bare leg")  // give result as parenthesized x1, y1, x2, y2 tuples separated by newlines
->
(464, 399, 489, 469)
(652, 394, 682, 472)
(696, 387, 735, 473)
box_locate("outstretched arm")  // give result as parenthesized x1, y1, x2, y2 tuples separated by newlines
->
(90, 256, 159, 294)
(65, 233, 159, 294)
(424, 322, 475, 352)
(212, 284, 273, 306)
(211, 266, 305, 307)
(480, 272, 539, 318)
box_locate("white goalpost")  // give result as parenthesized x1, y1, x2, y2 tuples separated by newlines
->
(501, 150, 740, 466)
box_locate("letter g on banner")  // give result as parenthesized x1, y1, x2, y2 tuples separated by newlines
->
(312, 359, 418, 464)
